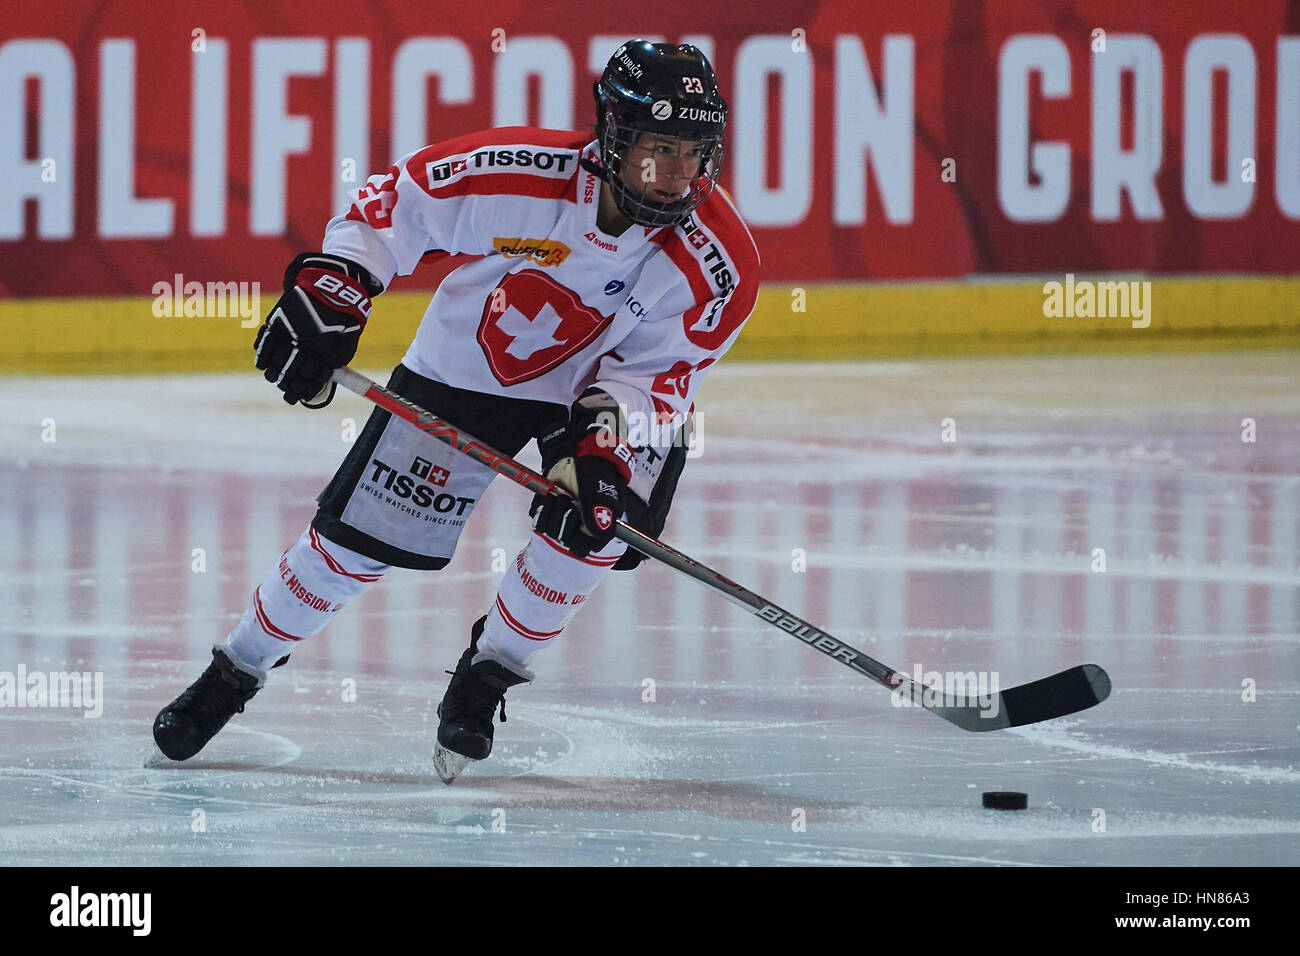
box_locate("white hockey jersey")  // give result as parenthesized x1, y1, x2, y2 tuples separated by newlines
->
(321, 126, 760, 429)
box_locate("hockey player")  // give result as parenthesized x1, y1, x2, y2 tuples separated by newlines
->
(152, 39, 759, 782)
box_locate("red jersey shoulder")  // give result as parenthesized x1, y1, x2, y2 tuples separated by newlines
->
(406, 127, 589, 201)
(651, 187, 761, 350)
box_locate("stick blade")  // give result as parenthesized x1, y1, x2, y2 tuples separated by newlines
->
(925, 663, 1112, 732)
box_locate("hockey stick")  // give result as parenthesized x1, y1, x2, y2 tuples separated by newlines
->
(331, 366, 1111, 731)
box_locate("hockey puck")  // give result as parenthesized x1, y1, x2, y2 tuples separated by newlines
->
(982, 791, 1028, 810)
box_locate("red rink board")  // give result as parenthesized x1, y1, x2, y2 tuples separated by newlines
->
(1, 0, 1297, 296)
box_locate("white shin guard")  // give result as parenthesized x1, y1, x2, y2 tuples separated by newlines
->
(477, 532, 625, 673)
(225, 526, 388, 671)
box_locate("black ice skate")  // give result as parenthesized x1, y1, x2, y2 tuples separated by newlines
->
(434, 616, 530, 784)
(150, 647, 282, 762)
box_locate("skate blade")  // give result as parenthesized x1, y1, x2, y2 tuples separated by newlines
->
(143, 745, 171, 768)
(432, 743, 472, 785)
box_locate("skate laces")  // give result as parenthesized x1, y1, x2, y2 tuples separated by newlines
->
(175, 656, 258, 719)
(442, 664, 510, 725)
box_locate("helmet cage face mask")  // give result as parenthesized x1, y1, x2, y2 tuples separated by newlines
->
(599, 116, 724, 227)
(592, 41, 729, 228)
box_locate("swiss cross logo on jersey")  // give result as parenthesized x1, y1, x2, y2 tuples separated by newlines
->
(477, 271, 614, 386)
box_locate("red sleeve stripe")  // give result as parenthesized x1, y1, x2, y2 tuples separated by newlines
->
(649, 191, 760, 289)
(654, 226, 748, 347)
(650, 192, 760, 347)
(494, 596, 564, 641)
(406, 127, 587, 200)
(653, 229, 714, 327)
(667, 192, 759, 348)
(426, 170, 578, 202)
(699, 187, 761, 270)
(696, 191, 760, 299)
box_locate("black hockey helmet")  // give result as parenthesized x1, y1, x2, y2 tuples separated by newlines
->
(589, 40, 727, 227)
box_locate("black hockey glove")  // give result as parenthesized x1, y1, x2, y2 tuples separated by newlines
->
(529, 390, 633, 557)
(253, 252, 383, 408)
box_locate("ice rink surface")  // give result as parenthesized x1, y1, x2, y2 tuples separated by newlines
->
(1, 352, 1297, 866)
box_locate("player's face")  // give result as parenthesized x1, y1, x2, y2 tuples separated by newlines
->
(621, 133, 707, 203)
